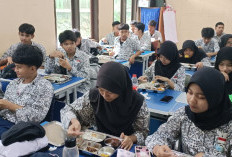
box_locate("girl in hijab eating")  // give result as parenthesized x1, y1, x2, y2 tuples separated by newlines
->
(138, 41, 185, 91)
(179, 40, 211, 68)
(215, 47, 232, 94)
(220, 34, 232, 49)
(61, 62, 149, 150)
(145, 67, 232, 157)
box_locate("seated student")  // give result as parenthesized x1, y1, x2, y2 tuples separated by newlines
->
(0, 23, 46, 66)
(220, 34, 232, 49)
(111, 23, 142, 64)
(45, 30, 91, 93)
(144, 20, 163, 43)
(0, 45, 53, 136)
(213, 22, 225, 43)
(61, 62, 149, 150)
(145, 67, 232, 157)
(133, 22, 151, 51)
(215, 47, 232, 94)
(195, 27, 220, 58)
(129, 20, 137, 36)
(179, 40, 211, 68)
(100, 21, 120, 45)
(138, 41, 185, 91)
(74, 31, 102, 56)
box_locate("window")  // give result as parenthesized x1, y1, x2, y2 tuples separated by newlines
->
(114, 0, 121, 22)
(79, 0, 91, 38)
(55, 0, 72, 38)
(126, 0, 132, 24)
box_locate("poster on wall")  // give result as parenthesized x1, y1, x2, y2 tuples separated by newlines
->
(138, 0, 150, 7)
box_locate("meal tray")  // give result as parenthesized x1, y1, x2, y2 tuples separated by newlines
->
(77, 129, 122, 157)
(44, 74, 71, 84)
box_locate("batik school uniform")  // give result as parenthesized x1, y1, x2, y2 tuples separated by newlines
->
(1, 42, 46, 64)
(78, 39, 101, 56)
(215, 47, 232, 95)
(133, 33, 151, 51)
(104, 32, 118, 45)
(179, 40, 211, 67)
(146, 68, 232, 157)
(0, 75, 53, 123)
(61, 62, 150, 145)
(114, 36, 141, 61)
(144, 61, 185, 91)
(195, 38, 220, 54)
(45, 48, 91, 93)
(144, 30, 163, 42)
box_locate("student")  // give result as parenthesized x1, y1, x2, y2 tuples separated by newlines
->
(139, 41, 185, 91)
(100, 21, 120, 45)
(215, 47, 232, 94)
(74, 31, 102, 56)
(213, 22, 225, 43)
(195, 27, 220, 58)
(0, 23, 46, 65)
(0, 45, 53, 136)
(133, 22, 151, 51)
(45, 30, 91, 93)
(179, 40, 211, 68)
(61, 62, 149, 150)
(111, 23, 142, 64)
(145, 67, 232, 156)
(220, 34, 232, 49)
(144, 20, 163, 43)
(129, 20, 137, 36)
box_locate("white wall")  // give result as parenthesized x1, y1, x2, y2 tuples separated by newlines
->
(166, 0, 232, 48)
(0, 0, 56, 55)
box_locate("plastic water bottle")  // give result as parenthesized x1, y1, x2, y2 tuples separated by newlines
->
(63, 137, 79, 157)
(131, 74, 138, 90)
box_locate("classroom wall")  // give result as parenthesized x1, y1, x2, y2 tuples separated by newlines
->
(98, 0, 114, 40)
(166, 0, 232, 48)
(0, 0, 56, 56)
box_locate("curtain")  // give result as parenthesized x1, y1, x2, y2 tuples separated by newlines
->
(141, 7, 160, 31)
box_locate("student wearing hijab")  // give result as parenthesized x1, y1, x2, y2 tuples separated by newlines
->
(215, 47, 232, 94)
(179, 40, 211, 68)
(61, 62, 149, 150)
(138, 41, 185, 91)
(146, 67, 232, 157)
(220, 34, 232, 49)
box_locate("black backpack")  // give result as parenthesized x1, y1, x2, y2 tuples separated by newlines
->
(0, 63, 17, 79)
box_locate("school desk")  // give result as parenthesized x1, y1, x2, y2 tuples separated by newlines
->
(0, 76, 86, 105)
(140, 89, 188, 117)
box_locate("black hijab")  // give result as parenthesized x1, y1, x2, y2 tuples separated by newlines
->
(89, 62, 144, 137)
(179, 40, 207, 64)
(215, 47, 232, 94)
(219, 34, 232, 49)
(155, 41, 181, 79)
(185, 67, 232, 131)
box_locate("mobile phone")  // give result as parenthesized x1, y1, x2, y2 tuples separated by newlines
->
(160, 96, 173, 103)
(135, 146, 151, 157)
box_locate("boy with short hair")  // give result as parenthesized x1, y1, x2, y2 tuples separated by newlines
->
(133, 22, 151, 51)
(0, 44, 53, 136)
(0, 23, 46, 65)
(45, 30, 91, 93)
(130, 20, 137, 36)
(100, 21, 120, 45)
(214, 22, 225, 43)
(74, 31, 102, 56)
(111, 23, 142, 64)
(144, 20, 163, 42)
(195, 27, 220, 58)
